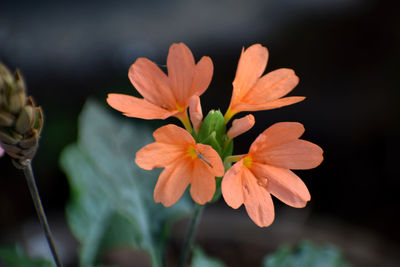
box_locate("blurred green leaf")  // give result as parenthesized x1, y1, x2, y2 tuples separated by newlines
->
(263, 241, 350, 267)
(191, 247, 225, 267)
(0, 246, 54, 267)
(60, 100, 192, 267)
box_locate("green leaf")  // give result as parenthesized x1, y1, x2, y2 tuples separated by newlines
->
(191, 247, 226, 267)
(263, 241, 350, 267)
(0, 245, 54, 267)
(60, 100, 192, 267)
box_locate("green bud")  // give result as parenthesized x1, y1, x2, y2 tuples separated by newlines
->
(0, 64, 42, 163)
(14, 70, 26, 92)
(0, 111, 15, 127)
(33, 106, 44, 131)
(198, 110, 225, 142)
(16, 105, 35, 134)
(198, 110, 226, 155)
(201, 131, 222, 155)
(0, 64, 13, 91)
(8, 91, 26, 113)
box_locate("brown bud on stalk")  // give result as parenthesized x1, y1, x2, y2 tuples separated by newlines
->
(0, 63, 43, 167)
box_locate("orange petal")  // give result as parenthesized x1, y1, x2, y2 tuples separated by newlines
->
(250, 122, 305, 153)
(196, 144, 224, 177)
(107, 94, 177, 120)
(190, 160, 216, 204)
(251, 163, 310, 208)
(221, 159, 245, 209)
(227, 114, 255, 139)
(154, 159, 191, 207)
(191, 56, 213, 97)
(232, 44, 269, 102)
(242, 68, 299, 105)
(242, 168, 275, 227)
(152, 124, 195, 146)
(232, 96, 305, 113)
(135, 143, 184, 170)
(129, 57, 176, 109)
(256, 140, 323, 170)
(167, 43, 196, 105)
(189, 95, 203, 132)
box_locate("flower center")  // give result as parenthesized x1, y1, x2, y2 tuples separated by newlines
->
(187, 145, 198, 159)
(176, 103, 185, 112)
(243, 155, 253, 168)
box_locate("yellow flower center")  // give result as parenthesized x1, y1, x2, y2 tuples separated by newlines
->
(187, 145, 198, 159)
(176, 103, 185, 112)
(243, 155, 253, 169)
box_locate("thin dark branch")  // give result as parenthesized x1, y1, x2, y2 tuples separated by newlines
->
(22, 161, 63, 267)
(178, 204, 205, 267)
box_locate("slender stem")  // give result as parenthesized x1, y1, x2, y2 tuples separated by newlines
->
(178, 204, 205, 267)
(22, 161, 63, 267)
(223, 107, 236, 124)
(176, 110, 193, 133)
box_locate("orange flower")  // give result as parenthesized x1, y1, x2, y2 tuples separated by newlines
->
(107, 43, 213, 129)
(136, 124, 224, 206)
(225, 44, 305, 122)
(221, 122, 323, 227)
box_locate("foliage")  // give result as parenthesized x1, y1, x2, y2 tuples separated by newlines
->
(0, 246, 54, 267)
(191, 247, 225, 267)
(60, 100, 192, 267)
(263, 241, 350, 267)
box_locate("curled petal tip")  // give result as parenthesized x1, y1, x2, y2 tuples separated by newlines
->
(227, 114, 255, 139)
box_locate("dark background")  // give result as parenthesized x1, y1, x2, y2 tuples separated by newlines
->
(1, 0, 399, 266)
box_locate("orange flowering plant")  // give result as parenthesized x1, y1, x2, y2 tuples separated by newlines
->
(107, 42, 323, 265)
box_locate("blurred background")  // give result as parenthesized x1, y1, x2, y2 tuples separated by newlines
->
(1, 0, 399, 266)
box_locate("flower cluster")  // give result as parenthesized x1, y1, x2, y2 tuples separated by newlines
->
(107, 43, 323, 227)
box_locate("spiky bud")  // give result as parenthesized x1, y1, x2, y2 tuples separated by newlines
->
(0, 63, 43, 166)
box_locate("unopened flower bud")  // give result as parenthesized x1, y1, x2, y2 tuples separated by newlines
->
(14, 70, 26, 91)
(198, 110, 226, 155)
(189, 95, 203, 133)
(16, 105, 35, 134)
(8, 91, 26, 114)
(198, 110, 225, 142)
(0, 64, 13, 90)
(33, 106, 44, 130)
(227, 114, 255, 139)
(0, 63, 43, 164)
(0, 111, 15, 127)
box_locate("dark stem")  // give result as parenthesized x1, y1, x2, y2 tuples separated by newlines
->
(22, 161, 63, 267)
(178, 204, 205, 267)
